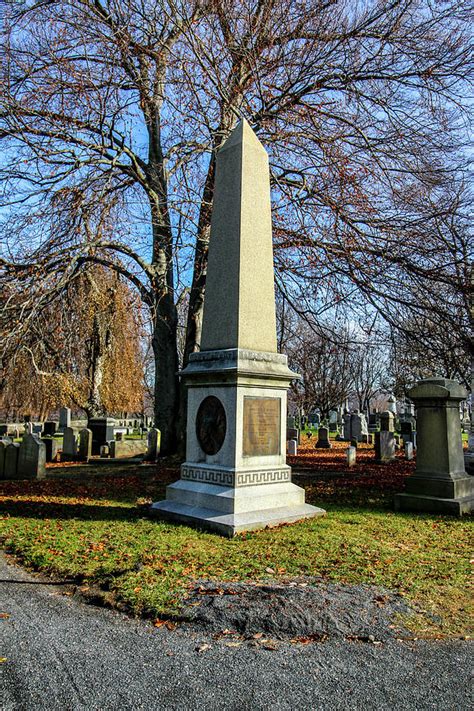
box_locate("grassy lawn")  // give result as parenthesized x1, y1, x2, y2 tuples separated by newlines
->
(0, 443, 471, 638)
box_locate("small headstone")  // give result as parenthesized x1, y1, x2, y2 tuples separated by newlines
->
(375, 431, 395, 463)
(343, 413, 352, 441)
(4, 442, 20, 478)
(62, 426, 77, 457)
(351, 412, 368, 441)
(100, 444, 110, 458)
(0, 439, 12, 478)
(346, 446, 356, 467)
(41, 437, 60, 463)
(24, 422, 33, 435)
(115, 431, 123, 441)
(287, 416, 296, 429)
(380, 410, 395, 432)
(286, 427, 300, 443)
(59, 407, 71, 431)
(78, 428, 92, 462)
(145, 428, 161, 461)
(315, 426, 331, 449)
(405, 441, 414, 460)
(368, 433, 373, 445)
(43, 421, 58, 436)
(288, 439, 297, 456)
(18, 434, 46, 479)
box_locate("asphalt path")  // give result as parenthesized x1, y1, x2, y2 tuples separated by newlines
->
(0, 552, 470, 711)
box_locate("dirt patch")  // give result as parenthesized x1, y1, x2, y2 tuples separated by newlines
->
(179, 580, 413, 642)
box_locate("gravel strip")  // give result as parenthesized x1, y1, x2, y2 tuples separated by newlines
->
(0, 552, 471, 710)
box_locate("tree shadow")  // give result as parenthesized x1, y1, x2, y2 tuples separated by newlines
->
(0, 499, 147, 522)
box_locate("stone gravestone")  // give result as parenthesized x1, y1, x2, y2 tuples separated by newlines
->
(0, 438, 12, 478)
(286, 427, 300, 444)
(88, 418, 115, 455)
(59, 407, 71, 431)
(395, 378, 474, 515)
(150, 120, 324, 535)
(380, 410, 395, 433)
(346, 446, 356, 467)
(78, 428, 92, 462)
(287, 439, 297, 456)
(24, 422, 33, 435)
(374, 411, 395, 463)
(315, 426, 331, 449)
(400, 421, 413, 444)
(342, 413, 352, 441)
(145, 428, 161, 462)
(18, 434, 46, 479)
(62, 427, 78, 458)
(4, 442, 20, 478)
(287, 416, 296, 430)
(43, 421, 58, 436)
(41, 437, 60, 463)
(405, 441, 414, 460)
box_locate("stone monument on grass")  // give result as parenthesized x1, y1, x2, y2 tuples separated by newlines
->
(394, 378, 474, 515)
(150, 120, 325, 535)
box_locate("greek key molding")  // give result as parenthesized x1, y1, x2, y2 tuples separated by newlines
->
(181, 465, 291, 488)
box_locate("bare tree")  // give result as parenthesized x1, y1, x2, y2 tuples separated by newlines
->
(1, 0, 471, 452)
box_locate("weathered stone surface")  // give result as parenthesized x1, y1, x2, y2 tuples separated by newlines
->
(405, 442, 414, 460)
(41, 437, 60, 463)
(88, 417, 115, 455)
(59, 407, 71, 431)
(200, 119, 277, 353)
(346, 446, 356, 467)
(0, 438, 12, 478)
(62, 427, 77, 457)
(287, 439, 297, 456)
(380, 411, 395, 433)
(18, 434, 46, 479)
(145, 428, 161, 462)
(395, 378, 474, 515)
(375, 431, 395, 463)
(109, 439, 147, 459)
(350, 412, 368, 442)
(4, 442, 20, 479)
(42, 421, 58, 436)
(315, 426, 331, 449)
(78, 428, 92, 461)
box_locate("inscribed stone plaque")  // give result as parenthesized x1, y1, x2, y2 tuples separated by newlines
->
(243, 397, 280, 457)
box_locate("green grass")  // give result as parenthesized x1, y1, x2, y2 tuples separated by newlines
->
(0, 467, 472, 637)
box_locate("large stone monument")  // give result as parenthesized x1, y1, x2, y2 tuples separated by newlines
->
(151, 120, 325, 535)
(394, 378, 474, 515)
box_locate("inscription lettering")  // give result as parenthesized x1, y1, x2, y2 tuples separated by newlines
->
(243, 397, 280, 457)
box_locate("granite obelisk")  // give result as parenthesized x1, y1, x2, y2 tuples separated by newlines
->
(151, 119, 325, 535)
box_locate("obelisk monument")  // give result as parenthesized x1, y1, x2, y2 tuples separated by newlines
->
(151, 119, 325, 535)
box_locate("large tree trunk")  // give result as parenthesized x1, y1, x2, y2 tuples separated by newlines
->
(85, 312, 109, 419)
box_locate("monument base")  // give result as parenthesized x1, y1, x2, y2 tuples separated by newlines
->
(394, 492, 474, 516)
(150, 479, 325, 536)
(394, 472, 474, 515)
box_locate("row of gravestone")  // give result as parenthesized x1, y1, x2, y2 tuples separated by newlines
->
(0, 427, 162, 480)
(0, 434, 46, 480)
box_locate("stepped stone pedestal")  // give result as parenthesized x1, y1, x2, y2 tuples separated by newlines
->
(150, 120, 324, 536)
(394, 378, 474, 515)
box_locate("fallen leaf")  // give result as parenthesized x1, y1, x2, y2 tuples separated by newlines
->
(265, 567, 275, 574)
(196, 643, 211, 652)
(0, 613, 10, 619)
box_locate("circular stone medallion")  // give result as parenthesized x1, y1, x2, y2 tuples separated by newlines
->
(196, 396, 226, 455)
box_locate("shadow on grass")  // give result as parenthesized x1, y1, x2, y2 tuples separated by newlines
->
(0, 499, 147, 522)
